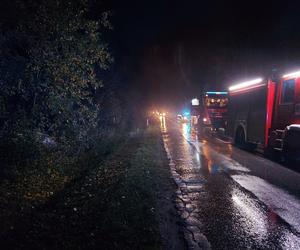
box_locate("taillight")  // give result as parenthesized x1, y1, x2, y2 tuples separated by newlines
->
(295, 103, 300, 116)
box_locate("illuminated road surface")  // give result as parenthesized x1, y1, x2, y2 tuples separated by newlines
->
(160, 117, 300, 250)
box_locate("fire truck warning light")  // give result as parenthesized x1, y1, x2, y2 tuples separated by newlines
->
(206, 91, 228, 95)
(283, 70, 300, 78)
(229, 78, 263, 92)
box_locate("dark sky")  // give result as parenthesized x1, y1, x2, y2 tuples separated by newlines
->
(2, 0, 300, 109)
(106, 0, 300, 108)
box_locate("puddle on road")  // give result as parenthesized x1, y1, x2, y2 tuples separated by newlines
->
(230, 186, 300, 249)
(231, 188, 268, 242)
(232, 174, 300, 233)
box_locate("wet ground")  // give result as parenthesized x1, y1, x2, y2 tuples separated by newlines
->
(160, 117, 300, 250)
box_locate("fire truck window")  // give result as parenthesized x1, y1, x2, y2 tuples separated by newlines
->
(205, 97, 228, 107)
(220, 98, 228, 107)
(281, 79, 295, 104)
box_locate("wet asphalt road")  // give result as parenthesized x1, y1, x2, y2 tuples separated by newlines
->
(160, 117, 300, 250)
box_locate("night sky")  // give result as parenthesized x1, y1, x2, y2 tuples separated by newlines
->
(2, 0, 300, 109)
(107, 0, 300, 108)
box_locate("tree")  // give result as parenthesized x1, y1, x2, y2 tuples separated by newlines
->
(0, 0, 112, 148)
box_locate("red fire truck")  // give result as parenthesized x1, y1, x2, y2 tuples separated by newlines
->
(226, 71, 300, 159)
(201, 91, 228, 130)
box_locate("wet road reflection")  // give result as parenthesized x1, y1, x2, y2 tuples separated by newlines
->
(161, 119, 300, 250)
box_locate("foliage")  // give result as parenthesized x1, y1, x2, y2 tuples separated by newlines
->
(0, 0, 112, 149)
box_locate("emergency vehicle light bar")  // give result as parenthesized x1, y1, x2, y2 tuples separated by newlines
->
(283, 70, 300, 78)
(229, 78, 263, 92)
(206, 91, 228, 95)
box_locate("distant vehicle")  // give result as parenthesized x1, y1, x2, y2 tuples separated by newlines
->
(201, 91, 228, 130)
(190, 98, 200, 127)
(177, 114, 189, 123)
(177, 114, 183, 121)
(226, 72, 300, 160)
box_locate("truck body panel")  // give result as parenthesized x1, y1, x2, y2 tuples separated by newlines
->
(226, 74, 300, 158)
(227, 83, 267, 145)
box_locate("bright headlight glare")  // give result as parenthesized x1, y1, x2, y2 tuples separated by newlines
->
(283, 70, 300, 78)
(229, 78, 263, 91)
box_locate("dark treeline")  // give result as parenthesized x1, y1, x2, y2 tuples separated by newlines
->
(0, 0, 139, 171)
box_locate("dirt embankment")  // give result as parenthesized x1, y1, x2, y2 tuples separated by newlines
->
(0, 126, 185, 250)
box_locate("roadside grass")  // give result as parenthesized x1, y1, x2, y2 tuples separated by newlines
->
(0, 125, 182, 249)
(98, 126, 164, 249)
(0, 135, 123, 238)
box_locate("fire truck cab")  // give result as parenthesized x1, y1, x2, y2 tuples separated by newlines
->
(226, 71, 300, 160)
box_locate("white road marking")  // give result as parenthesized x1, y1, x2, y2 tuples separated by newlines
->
(181, 127, 300, 233)
(232, 174, 300, 234)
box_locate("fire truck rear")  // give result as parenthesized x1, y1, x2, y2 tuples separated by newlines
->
(226, 71, 300, 160)
(201, 91, 228, 130)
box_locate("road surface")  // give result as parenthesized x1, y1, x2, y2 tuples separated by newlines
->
(160, 117, 300, 250)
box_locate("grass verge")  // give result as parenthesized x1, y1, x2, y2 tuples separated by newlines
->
(1, 125, 184, 249)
